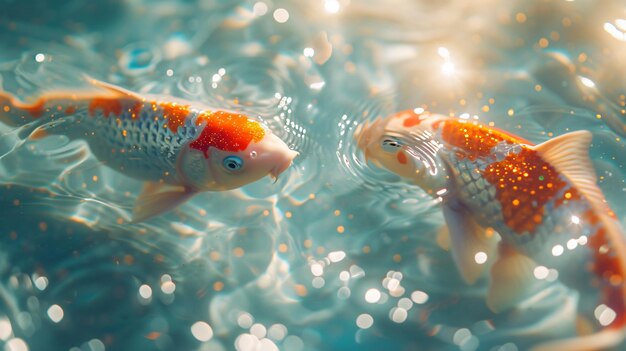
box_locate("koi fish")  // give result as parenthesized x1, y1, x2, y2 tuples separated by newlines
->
(0, 77, 298, 221)
(355, 109, 626, 350)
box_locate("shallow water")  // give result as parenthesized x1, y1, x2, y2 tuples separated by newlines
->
(1, 0, 626, 350)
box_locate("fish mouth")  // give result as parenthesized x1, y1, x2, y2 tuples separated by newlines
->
(354, 119, 385, 165)
(354, 121, 370, 151)
(270, 149, 299, 182)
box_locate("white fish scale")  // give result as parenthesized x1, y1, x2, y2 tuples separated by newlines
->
(75, 106, 201, 183)
(450, 158, 502, 212)
(450, 153, 601, 269)
(515, 195, 595, 255)
(516, 199, 602, 289)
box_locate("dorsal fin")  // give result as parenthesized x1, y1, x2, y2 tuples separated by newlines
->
(82, 74, 143, 100)
(532, 131, 626, 278)
(532, 130, 607, 211)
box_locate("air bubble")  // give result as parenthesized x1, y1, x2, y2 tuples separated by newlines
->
(118, 43, 161, 76)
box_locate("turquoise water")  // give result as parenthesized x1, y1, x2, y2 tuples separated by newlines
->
(1, 1, 626, 350)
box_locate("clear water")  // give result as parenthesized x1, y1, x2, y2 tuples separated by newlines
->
(0, 1, 626, 350)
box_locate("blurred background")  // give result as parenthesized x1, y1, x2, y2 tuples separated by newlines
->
(0, 0, 625, 350)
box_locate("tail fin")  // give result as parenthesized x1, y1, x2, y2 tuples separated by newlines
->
(533, 213, 626, 351)
(0, 91, 46, 127)
(530, 130, 626, 350)
(0, 89, 98, 140)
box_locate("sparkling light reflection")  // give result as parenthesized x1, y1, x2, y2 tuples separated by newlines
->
(0, 318, 12, 340)
(339, 271, 350, 281)
(191, 321, 213, 342)
(604, 21, 626, 42)
(474, 251, 488, 264)
(533, 266, 549, 280)
(356, 314, 373, 329)
(594, 304, 617, 326)
(365, 288, 381, 303)
(33, 276, 48, 291)
(312, 277, 325, 288)
(310, 262, 324, 276)
(324, 0, 341, 13)
(566, 239, 578, 250)
(437, 47, 450, 59)
(139, 284, 152, 299)
(551, 245, 564, 257)
(438, 47, 456, 75)
(546, 269, 559, 282)
(267, 324, 287, 341)
(328, 251, 346, 262)
(238, 312, 254, 329)
(251, 323, 267, 339)
(410, 290, 429, 304)
(253, 2, 268, 16)
(453, 328, 472, 345)
(442, 62, 456, 75)
(309, 81, 326, 90)
(398, 297, 413, 310)
(390, 307, 408, 323)
(5, 338, 28, 351)
(47, 304, 64, 323)
(234, 333, 280, 351)
(579, 76, 596, 88)
(161, 281, 176, 294)
(273, 8, 289, 23)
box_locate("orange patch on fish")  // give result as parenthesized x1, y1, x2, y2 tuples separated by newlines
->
(441, 120, 527, 160)
(403, 115, 422, 127)
(130, 101, 144, 119)
(588, 227, 626, 328)
(65, 105, 76, 114)
(160, 102, 190, 132)
(23, 98, 46, 118)
(89, 98, 123, 117)
(482, 147, 566, 234)
(393, 109, 425, 127)
(189, 110, 265, 157)
(397, 151, 408, 164)
(555, 187, 582, 207)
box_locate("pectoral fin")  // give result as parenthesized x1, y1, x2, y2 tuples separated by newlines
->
(132, 182, 196, 222)
(436, 225, 451, 251)
(442, 201, 498, 285)
(487, 245, 541, 312)
(25, 119, 68, 140)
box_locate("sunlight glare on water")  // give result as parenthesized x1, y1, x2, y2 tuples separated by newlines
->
(0, 0, 626, 350)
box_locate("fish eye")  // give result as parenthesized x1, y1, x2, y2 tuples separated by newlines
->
(222, 156, 244, 172)
(381, 137, 402, 152)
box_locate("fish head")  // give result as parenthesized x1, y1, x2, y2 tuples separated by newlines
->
(354, 109, 450, 191)
(178, 111, 298, 191)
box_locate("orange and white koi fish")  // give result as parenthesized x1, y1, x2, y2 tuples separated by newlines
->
(355, 109, 626, 350)
(0, 77, 298, 221)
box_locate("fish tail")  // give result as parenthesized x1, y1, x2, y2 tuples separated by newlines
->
(534, 214, 626, 351)
(0, 90, 52, 127)
(0, 89, 92, 140)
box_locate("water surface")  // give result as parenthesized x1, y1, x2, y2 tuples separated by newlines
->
(1, 1, 626, 350)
